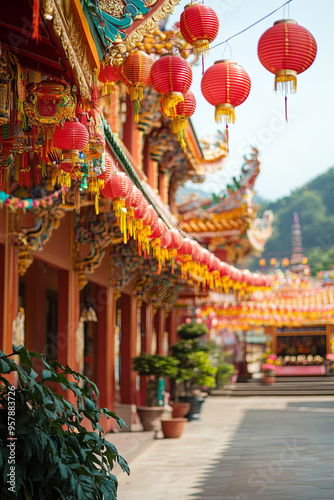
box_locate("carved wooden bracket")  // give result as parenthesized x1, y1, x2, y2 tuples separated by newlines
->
(12, 206, 66, 276)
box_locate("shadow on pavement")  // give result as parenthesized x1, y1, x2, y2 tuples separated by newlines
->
(186, 404, 334, 500)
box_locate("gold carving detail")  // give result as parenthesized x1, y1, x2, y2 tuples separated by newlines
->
(108, 0, 180, 65)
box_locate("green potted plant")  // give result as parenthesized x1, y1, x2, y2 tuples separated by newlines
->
(0, 345, 129, 500)
(170, 323, 217, 420)
(132, 353, 179, 432)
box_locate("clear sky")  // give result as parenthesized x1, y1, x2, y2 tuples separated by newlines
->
(167, 0, 333, 201)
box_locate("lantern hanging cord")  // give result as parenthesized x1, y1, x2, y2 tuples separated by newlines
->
(210, 0, 294, 50)
(167, 0, 294, 54)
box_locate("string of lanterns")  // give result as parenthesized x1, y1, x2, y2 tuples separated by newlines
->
(96, 0, 317, 148)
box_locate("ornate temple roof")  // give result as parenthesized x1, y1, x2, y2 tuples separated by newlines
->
(176, 148, 273, 261)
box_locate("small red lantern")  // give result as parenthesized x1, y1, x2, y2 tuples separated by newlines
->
(98, 63, 118, 94)
(118, 50, 153, 119)
(180, 2, 219, 57)
(53, 121, 89, 188)
(150, 53, 193, 116)
(98, 154, 115, 182)
(161, 90, 196, 150)
(109, 172, 131, 243)
(258, 20, 317, 94)
(125, 185, 143, 239)
(169, 228, 183, 250)
(201, 60, 251, 125)
(53, 120, 89, 152)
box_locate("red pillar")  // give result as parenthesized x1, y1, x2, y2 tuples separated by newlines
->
(143, 136, 155, 188)
(1, 214, 18, 385)
(57, 215, 80, 404)
(2, 212, 18, 358)
(96, 284, 116, 431)
(122, 99, 140, 165)
(120, 293, 138, 404)
(139, 302, 153, 405)
(167, 308, 178, 350)
(158, 171, 165, 203)
(155, 308, 165, 356)
(0, 244, 4, 348)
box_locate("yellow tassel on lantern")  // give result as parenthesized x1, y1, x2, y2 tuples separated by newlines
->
(162, 92, 184, 116)
(215, 103, 236, 124)
(193, 39, 210, 58)
(129, 85, 144, 103)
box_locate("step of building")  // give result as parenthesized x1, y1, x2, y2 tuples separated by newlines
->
(211, 376, 334, 397)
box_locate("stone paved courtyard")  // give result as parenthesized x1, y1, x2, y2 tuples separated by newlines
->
(114, 396, 334, 500)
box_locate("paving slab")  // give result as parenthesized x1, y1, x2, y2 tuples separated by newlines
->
(112, 396, 334, 500)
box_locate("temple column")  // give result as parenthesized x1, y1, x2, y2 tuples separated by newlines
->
(120, 293, 138, 404)
(96, 282, 116, 432)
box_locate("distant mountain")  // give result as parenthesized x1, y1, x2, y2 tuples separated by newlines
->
(256, 167, 334, 273)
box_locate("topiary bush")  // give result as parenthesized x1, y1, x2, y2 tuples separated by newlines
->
(0, 345, 129, 499)
(177, 322, 208, 340)
(132, 354, 179, 406)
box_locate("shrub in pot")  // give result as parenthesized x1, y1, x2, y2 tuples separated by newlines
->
(132, 353, 179, 431)
(0, 345, 129, 500)
(170, 324, 216, 420)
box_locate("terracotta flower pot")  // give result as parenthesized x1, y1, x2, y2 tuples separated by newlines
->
(170, 401, 191, 418)
(263, 376, 276, 385)
(137, 406, 165, 432)
(161, 418, 187, 439)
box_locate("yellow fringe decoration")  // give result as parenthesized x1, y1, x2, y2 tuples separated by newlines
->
(126, 207, 135, 238)
(215, 104, 235, 124)
(129, 85, 144, 102)
(193, 39, 210, 58)
(104, 82, 115, 95)
(275, 74, 297, 94)
(171, 118, 187, 135)
(162, 92, 184, 117)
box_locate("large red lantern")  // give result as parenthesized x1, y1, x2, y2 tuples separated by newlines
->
(258, 20, 317, 94)
(180, 2, 219, 57)
(150, 53, 193, 116)
(161, 90, 196, 150)
(118, 50, 153, 106)
(201, 60, 251, 125)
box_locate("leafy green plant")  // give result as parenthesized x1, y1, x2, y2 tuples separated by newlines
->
(170, 341, 216, 398)
(215, 363, 235, 389)
(177, 322, 208, 340)
(132, 354, 179, 406)
(0, 345, 129, 500)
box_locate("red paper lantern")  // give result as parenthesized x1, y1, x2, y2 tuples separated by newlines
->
(118, 50, 153, 104)
(160, 229, 172, 249)
(258, 20, 317, 93)
(201, 60, 251, 124)
(180, 2, 219, 57)
(150, 218, 167, 239)
(125, 185, 143, 209)
(134, 197, 148, 220)
(111, 172, 131, 198)
(178, 238, 193, 256)
(169, 228, 183, 250)
(143, 204, 158, 228)
(98, 154, 115, 181)
(53, 121, 89, 151)
(161, 90, 196, 149)
(98, 63, 118, 94)
(150, 53, 193, 116)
